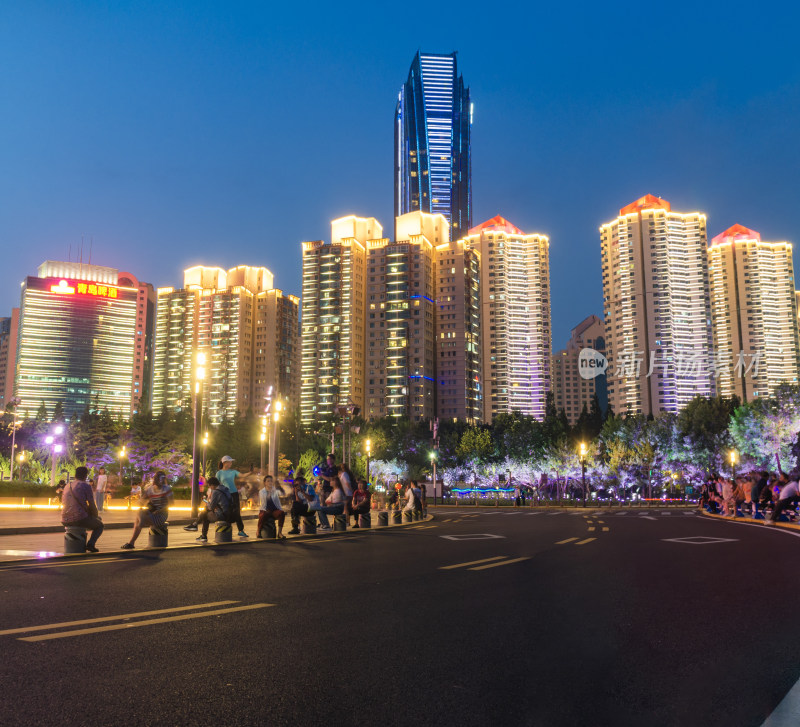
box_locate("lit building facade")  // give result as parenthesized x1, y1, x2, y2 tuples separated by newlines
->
(365, 212, 442, 421)
(467, 216, 551, 422)
(0, 308, 19, 410)
(152, 265, 298, 424)
(394, 52, 472, 240)
(300, 217, 378, 425)
(15, 261, 145, 419)
(600, 195, 714, 416)
(708, 224, 799, 400)
(551, 315, 608, 424)
(435, 237, 482, 423)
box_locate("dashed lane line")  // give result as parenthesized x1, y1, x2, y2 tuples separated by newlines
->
(640, 516, 658, 521)
(587, 527, 596, 532)
(468, 557, 531, 571)
(439, 556, 506, 570)
(575, 538, 596, 546)
(602, 527, 610, 532)
(18, 603, 274, 642)
(0, 601, 240, 637)
(556, 537, 579, 545)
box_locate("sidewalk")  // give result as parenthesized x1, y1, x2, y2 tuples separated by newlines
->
(700, 510, 800, 532)
(0, 511, 432, 564)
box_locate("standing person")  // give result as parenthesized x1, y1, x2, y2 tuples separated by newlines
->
(351, 479, 371, 527)
(319, 454, 338, 498)
(339, 463, 355, 525)
(94, 467, 108, 511)
(61, 466, 104, 553)
(513, 482, 521, 508)
(257, 475, 286, 539)
(120, 471, 174, 549)
(216, 456, 248, 538)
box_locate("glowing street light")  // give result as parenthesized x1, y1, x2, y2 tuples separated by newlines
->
(730, 449, 738, 481)
(365, 439, 372, 484)
(119, 445, 127, 487)
(270, 400, 282, 478)
(191, 351, 207, 518)
(579, 442, 587, 508)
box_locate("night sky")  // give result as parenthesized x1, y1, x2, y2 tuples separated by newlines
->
(2, 1, 798, 347)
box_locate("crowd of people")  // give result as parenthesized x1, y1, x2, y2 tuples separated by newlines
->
(699, 470, 800, 523)
(60, 453, 427, 552)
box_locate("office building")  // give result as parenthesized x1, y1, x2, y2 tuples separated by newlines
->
(394, 51, 472, 240)
(0, 309, 19, 410)
(708, 224, 799, 400)
(467, 216, 551, 422)
(15, 261, 148, 419)
(600, 195, 714, 416)
(551, 315, 608, 424)
(152, 265, 298, 424)
(300, 217, 379, 425)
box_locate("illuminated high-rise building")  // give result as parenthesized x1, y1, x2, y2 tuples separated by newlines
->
(466, 216, 551, 422)
(0, 308, 19, 410)
(708, 224, 799, 400)
(551, 315, 608, 424)
(152, 265, 298, 424)
(14, 261, 150, 419)
(300, 217, 379, 425)
(365, 212, 442, 421)
(600, 195, 714, 416)
(435, 235, 482, 423)
(395, 51, 472, 240)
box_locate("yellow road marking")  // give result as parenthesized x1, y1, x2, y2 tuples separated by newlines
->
(587, 527, 596, 532)
(597, 520, 605, 524)
(439, 556, 506, 570)
(469, 557, 531, 571)
(556, 537, 579, 544)
(602, 527, 609, 532)
(0, 558, 126, 572)
(19, 603, 273, 642)
(0, 601, 239, 636)
(575, 538, 596, 546)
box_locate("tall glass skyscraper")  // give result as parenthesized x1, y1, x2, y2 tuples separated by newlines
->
(394, 51, 472, 240)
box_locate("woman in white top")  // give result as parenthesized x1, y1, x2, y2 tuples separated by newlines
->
(257, 475, 286, 539)
(317, 479, 345, 530)
(403, 482, 416, 512)
(94, 467, 108, 511)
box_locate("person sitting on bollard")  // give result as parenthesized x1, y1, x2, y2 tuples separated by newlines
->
(351, 479, 371, 527)
(191, 477, 231, 542)
(287, 476, 312, 535)
(298, 475, 321, 521)
(125, 482, 142, 509)
(62, 466, 104, 553)
(769, 474, 800, 523)
(121, 471, 174, 549)
(317, 478, 345, 531)
(338, 463, 355, 526)
(403, 481, 416, 513)
(257, 475, 286, 539)
(412, 480, 423, 512)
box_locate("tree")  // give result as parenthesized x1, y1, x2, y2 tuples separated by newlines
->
(677, 395, 739, 476)
(456, 427, 493, 463)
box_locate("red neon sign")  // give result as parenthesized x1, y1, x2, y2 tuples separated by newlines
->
(50, 279, 118, 299)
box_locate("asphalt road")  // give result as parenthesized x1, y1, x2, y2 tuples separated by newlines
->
(0, 508, 798, 727)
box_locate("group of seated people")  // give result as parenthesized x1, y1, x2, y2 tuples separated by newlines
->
(699, 471, 800, 523)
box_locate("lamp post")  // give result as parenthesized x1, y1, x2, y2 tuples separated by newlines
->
(671, 472, 678, 499)
(17, 450, 25, 481)
(46, 425, 65, 488)
(579, 442, 587, 508)
(730, 450, 738, 482)
(119, 445, 127, 488)
(269, 400, 282, 479)
(430, 450, 437, 506)
(191, 352, 206, 518)
(365, 439, 371, 484)
(202, 432, 209, 480)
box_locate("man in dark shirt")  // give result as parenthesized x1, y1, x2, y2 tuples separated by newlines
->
(61, 466, 104, 553)
(319, 454, 337, 497)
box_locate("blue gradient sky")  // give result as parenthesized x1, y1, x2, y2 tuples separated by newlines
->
(1, 1, 798, 346)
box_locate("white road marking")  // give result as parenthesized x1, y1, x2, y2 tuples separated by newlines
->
(762, 672, 800, 726)
(640, 516, 657, 521)
(662, 537, 738, 545)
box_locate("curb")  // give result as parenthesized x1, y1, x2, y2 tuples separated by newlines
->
(0, 513, 435, 566)
(699, 509, 800, 532)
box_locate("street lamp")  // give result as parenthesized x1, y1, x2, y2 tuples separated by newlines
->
(17, 450, 25, 481)
(191, 351, 206, 518)
(46, 425, 65, 488)
(365, 439, 371, 484)
(429, 450, 437, 506)
(579, 442, 587, 508)
(269, 400, 282, 479)
(119, 446, 127, 488)
(671, 472, 678, 499)
(730, 450, 738, 481)
(202, 432, 209, 479)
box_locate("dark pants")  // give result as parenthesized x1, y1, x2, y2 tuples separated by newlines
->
(771, 496, 800, 521)
(65, 516, 104, 548)
(230, 492, 245, 531)
(290, 501, 308, 530)
(198, 511, 222, 537)
(258, 509, 285, 534)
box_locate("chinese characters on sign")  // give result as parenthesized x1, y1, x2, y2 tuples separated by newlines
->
(50, 279, 119, 298)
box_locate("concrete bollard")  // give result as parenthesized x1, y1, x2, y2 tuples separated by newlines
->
(64, 526, 87, 554)
(302, 514, 317, 534)
(334, 514, 347, 532)
(377, 511, 388, 527)
(358, 513, 371, 529)
(148, 523, 168, 548)
(413, 510, 421, 521)
(263, 518, 277, 539)
(215, 521, 233, 543)
(403, 511, 413, 523)
(393, 510, 402, 525)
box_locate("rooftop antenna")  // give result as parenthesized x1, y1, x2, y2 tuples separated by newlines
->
(88, 237, 93, 266)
